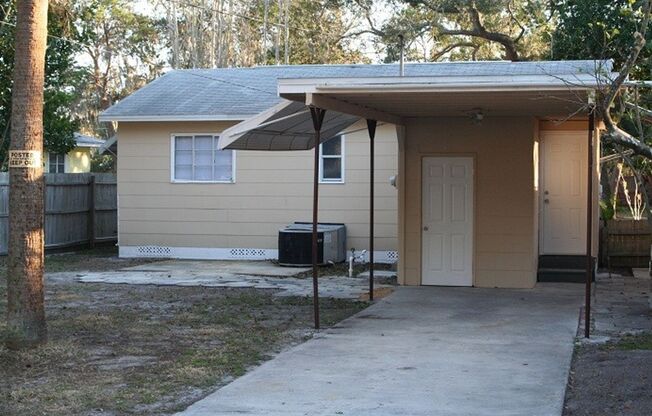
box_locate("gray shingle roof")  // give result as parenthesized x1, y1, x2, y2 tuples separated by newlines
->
(100, 60, 611, 121)
(74, 132, 104, 148)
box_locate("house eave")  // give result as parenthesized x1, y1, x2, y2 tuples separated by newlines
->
(278, 74, 614, 95)
(97, 114, 253, 123)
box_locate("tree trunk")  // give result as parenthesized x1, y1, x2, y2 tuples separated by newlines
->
(6, 0, 48, 350)
(275, 0, 282, 64)
(283, 0, 289, 64)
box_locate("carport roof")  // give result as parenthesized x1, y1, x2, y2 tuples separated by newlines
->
(218, 60, 618, 150)
(100, 60, 612, 122)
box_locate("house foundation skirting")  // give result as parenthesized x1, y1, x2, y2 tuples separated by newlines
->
(119, 245, 398, 263)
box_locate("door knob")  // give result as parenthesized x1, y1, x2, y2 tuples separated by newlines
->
(544, 199, 549, 204)
(423, 226, 429, 231)
(544, 190, 549, 195)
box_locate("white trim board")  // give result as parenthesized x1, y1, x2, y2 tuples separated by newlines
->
(119, 245, 398, 263)
(98, 114, 252, 122)
(278, 74, 613, 95)
(319, 134, 345, 184)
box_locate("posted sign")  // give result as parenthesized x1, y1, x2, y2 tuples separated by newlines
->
(8, 150, 42, 168)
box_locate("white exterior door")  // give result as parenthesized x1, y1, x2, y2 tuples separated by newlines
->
(421, 157, 473, 286)
(541, 131, 587, 254)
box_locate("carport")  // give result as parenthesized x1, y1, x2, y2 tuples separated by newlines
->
(219, 62, 609, 337)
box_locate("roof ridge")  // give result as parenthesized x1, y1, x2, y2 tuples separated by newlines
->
(168, 59, 607, 73)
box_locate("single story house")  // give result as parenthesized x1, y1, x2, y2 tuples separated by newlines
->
(45, 133, 105, 173)
(101, 60, 609, 289)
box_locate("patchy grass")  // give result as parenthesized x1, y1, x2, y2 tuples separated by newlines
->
(0, 246, 155, 274)
(0, 249, 368, 415)
(613, 332, 652, 351)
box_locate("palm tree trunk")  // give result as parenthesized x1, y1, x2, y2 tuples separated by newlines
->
(6, 0, 48, 350)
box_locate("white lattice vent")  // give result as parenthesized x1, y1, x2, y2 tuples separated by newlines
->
(229, 248, 268, 259)
(385, 251, 399, 261)
(136, 245, 172, 257)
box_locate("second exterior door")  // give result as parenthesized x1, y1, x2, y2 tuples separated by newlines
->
(540, 131, 587, 255)
(421, 157, 474, 286)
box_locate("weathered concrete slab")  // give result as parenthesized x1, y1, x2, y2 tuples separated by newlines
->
(357, 270, 398, 285)
(176, 284, 583, 416)
(76, 269, 390, 299)
(122, 259, 310, 277)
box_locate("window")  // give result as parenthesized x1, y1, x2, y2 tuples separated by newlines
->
(172, 134, 234, 183)
(48, 153, 65, 173)
(320, 135, 344, 183)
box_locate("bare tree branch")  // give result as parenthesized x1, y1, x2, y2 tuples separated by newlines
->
(601, 0, 651, 113)
(602, 123, 652, 159)
(625, 101, 652, 122)
(599, 0, 652, 158)
(431, 41, 475, 60)
(439, 3, 520, 60)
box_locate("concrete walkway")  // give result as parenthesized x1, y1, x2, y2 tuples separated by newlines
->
(177, 284, 583, 416)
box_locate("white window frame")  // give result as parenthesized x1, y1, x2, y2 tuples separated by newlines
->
(170, 133, 236, 183)
(319, 135, 345, 184)
(48, 152, 67, 173)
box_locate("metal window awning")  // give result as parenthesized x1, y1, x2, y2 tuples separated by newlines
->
(218, 99, 360, 151)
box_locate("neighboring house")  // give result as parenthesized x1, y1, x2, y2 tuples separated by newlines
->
(101, 61, 611, 289)
(45, 133, 104, 173)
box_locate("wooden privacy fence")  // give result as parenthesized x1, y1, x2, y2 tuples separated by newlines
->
(600, 219, 651, 268)
(0, 173, 117, 255)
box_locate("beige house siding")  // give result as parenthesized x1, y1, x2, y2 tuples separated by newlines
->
(117, 120, 398, 258)
(401, 117, 539, 288)
(398, 117, 599, 289)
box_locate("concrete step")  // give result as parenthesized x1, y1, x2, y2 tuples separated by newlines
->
(538, 255, 588, 269)
(537, 268, 590, 283)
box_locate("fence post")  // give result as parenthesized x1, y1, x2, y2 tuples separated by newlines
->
(88, 175, 96, 249)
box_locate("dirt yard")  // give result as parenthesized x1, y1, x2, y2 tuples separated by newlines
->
(0, 248, 368, 415)
(563, 271, 652, 416)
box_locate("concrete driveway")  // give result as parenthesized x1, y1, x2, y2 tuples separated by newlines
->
(177, 284, 583, 416)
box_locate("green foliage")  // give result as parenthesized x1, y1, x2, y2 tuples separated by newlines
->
(599, 198, 615, 220)
(0, 0, 81, 169)
(90, 153, 115, 173)
(375, 0, 553, 62)
(552, 0, 652, 77)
